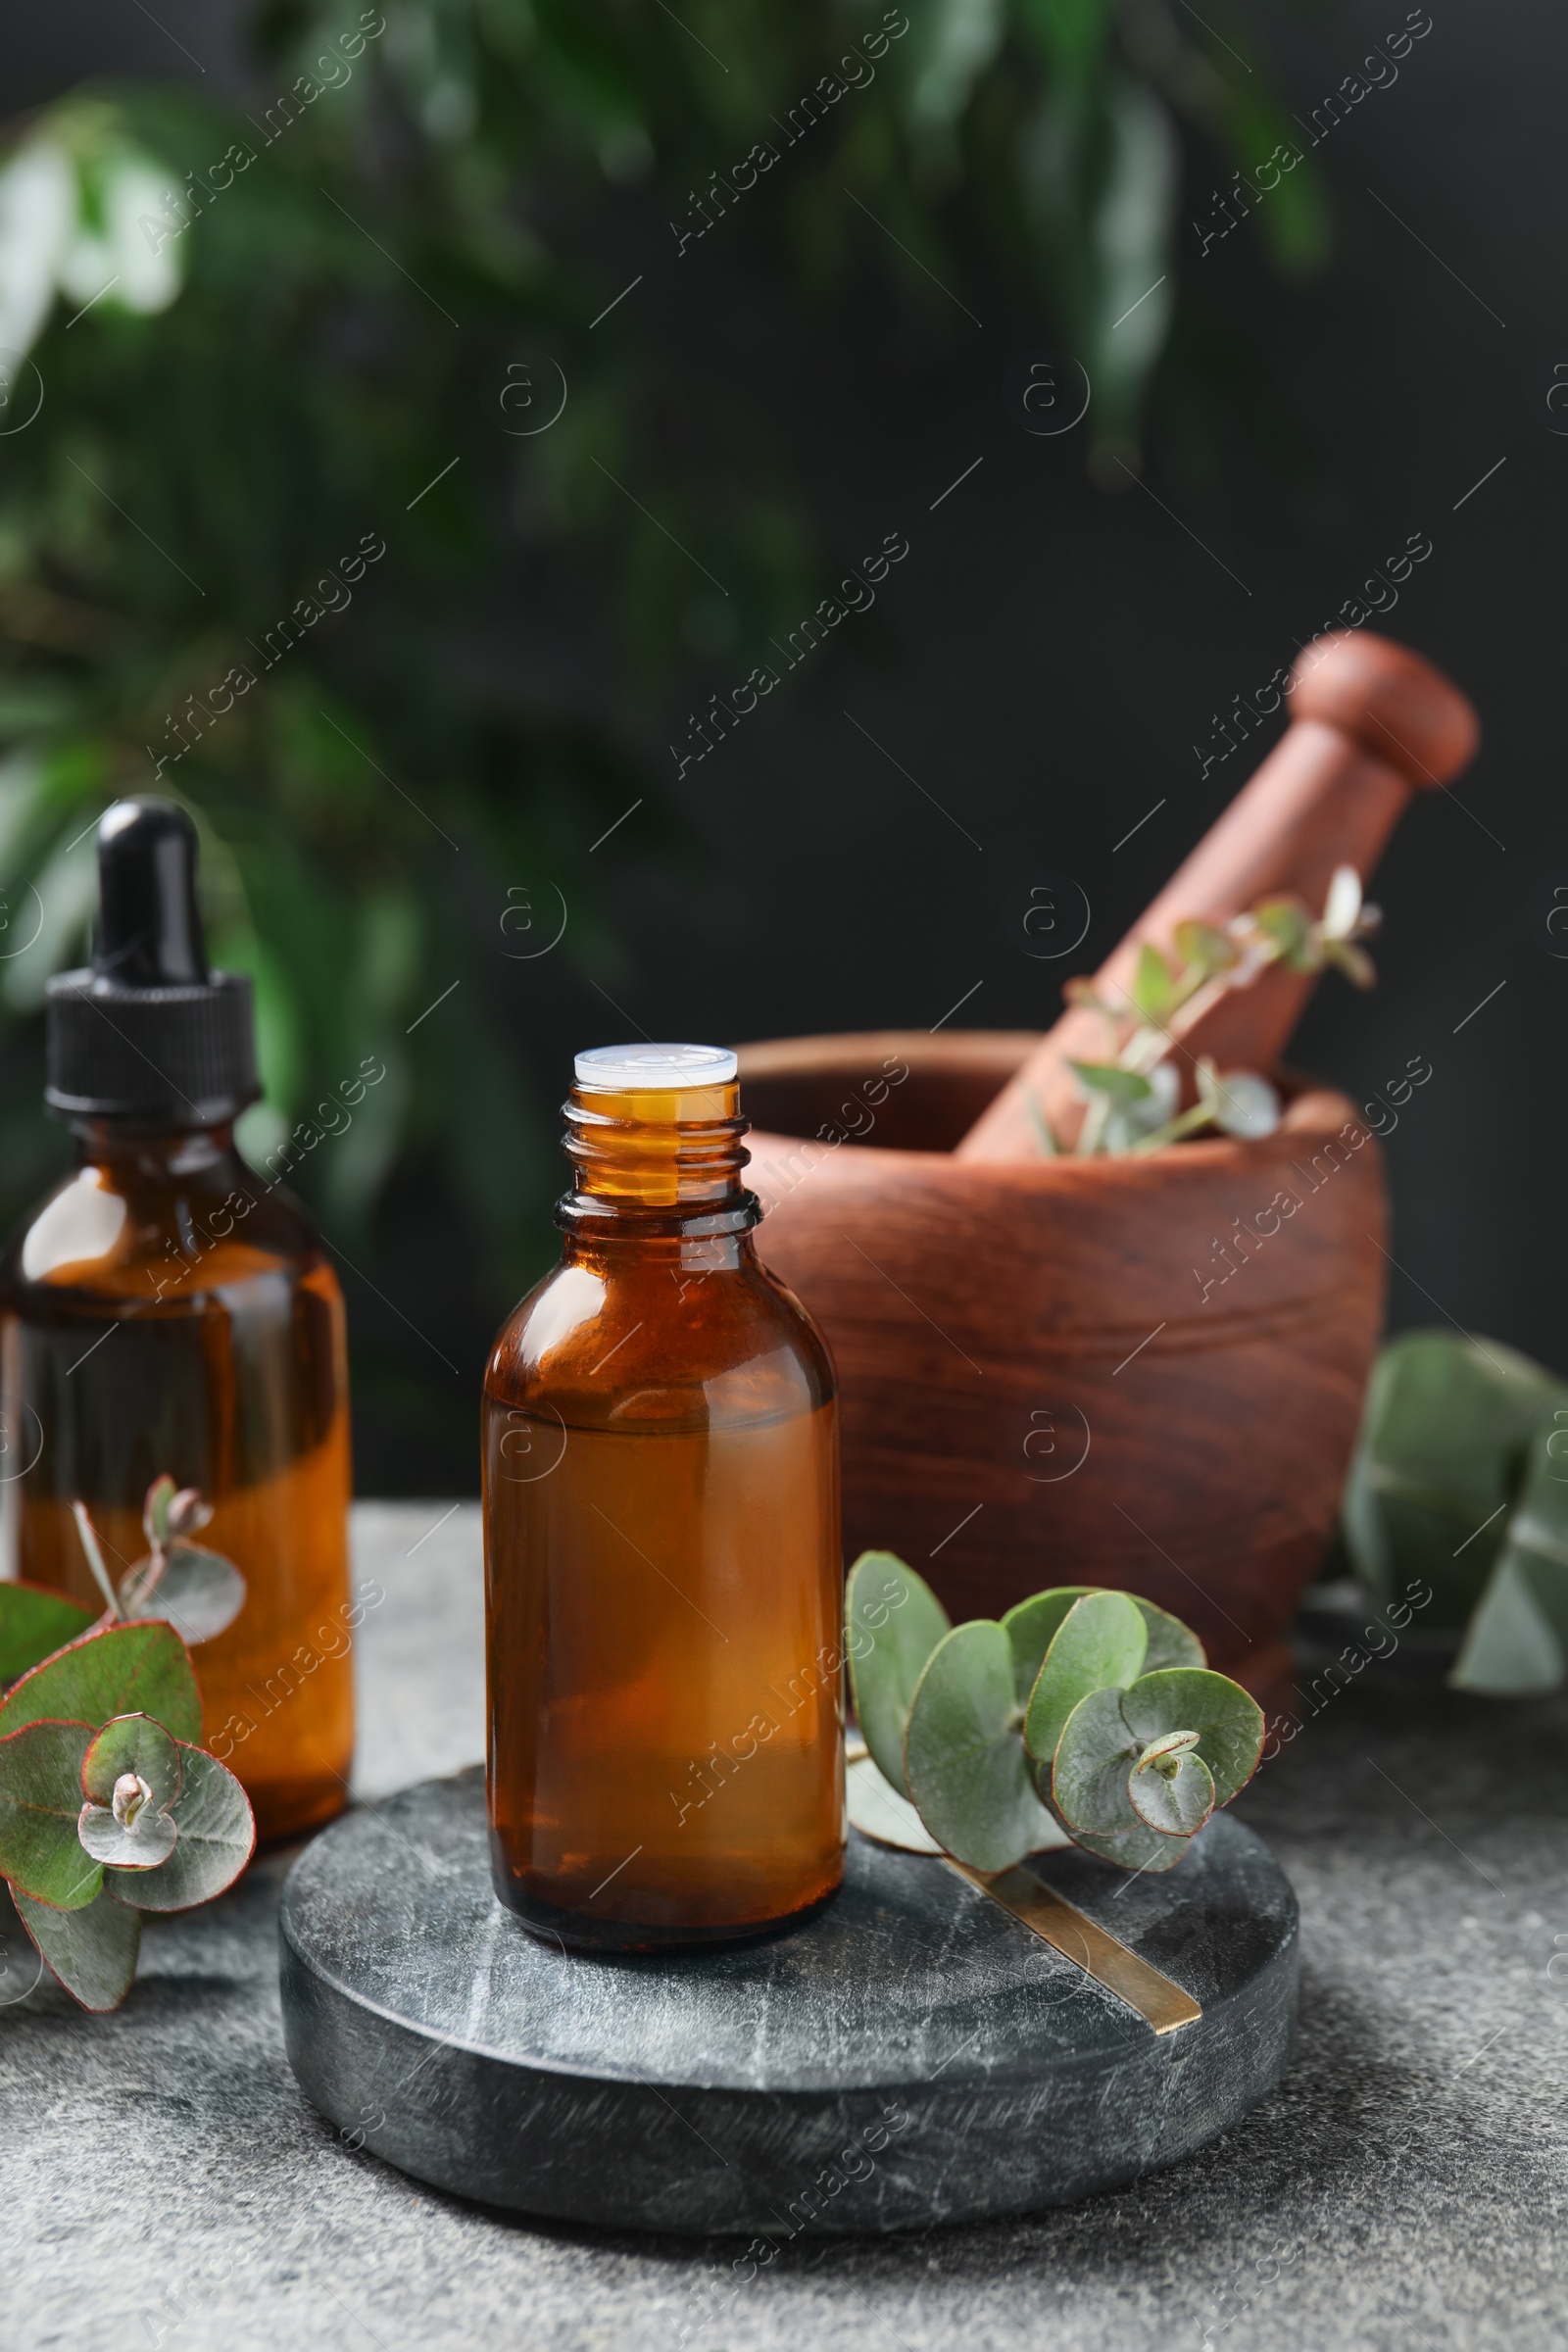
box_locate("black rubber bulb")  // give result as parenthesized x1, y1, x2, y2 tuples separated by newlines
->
(93, 798, 209, 988)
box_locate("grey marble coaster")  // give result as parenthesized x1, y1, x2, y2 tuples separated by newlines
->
(278, 1767, 1297, 2234)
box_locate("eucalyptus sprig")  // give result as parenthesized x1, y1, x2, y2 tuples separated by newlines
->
(0, 1496, 254, 2011)
(1051, 864, 1380, 1157)
(846, 1553, 1263, 1875)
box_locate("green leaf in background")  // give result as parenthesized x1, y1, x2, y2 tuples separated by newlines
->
(0, 1622, 202, 1744)
(0, 1719, 102, 1909)
(845, 1549, 951, 1796)
(1343, 1330, 1567, 1624)
(1069, 1061, 1154, 1102)
(1130, 943, 1177, 1024)
(1120, 1668, 1262, 1808)
(1173, 919, 1238, 981)
(14, 1884, 141, 2012)
(1022, 1590, 1147, 1767)
(1449, 1554, 1561, 1696)
(108, 1743, 254, 1911)
(905, 1621, 1057, 1873)
(0, 1583, 96, 1684)
(1450, 1412, 1568, 1693)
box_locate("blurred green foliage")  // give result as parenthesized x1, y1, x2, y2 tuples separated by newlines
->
(0, 0, 1322, 1405)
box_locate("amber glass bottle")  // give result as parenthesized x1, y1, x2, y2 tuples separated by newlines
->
(484, 1043, 844, 1950)
(0, 801, 354, 1841)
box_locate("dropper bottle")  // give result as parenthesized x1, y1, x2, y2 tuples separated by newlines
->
(0, 799, 355, 1839)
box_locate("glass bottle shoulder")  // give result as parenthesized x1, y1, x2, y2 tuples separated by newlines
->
(486, 1239, 835, 1433)
(0, 1142, 333, 1312)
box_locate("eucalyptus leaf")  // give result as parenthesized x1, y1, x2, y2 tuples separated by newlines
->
(80, 1713, 182, 1813)
(1022, 1591, 1148, 1768)
(108, 1744, 254, 1911)
(1064, 1819, 1194, 1873)
(1051, 1686, 1142, 1836)
(1002, 1587, 1096, 1705)
(1004, 1588, 1200, 1701)
(1120, 1669, 1263, 1808)
(1253, 896, 1317, 970)
(77, 1797, 178, 1870)
(0, 1621, 202, 1744)
(0, 1720, 103, 1909)
(1173, 919, 1238, 978)
(0, 1583, 96, 1683)
(1136, 1600, 1206, 1673)
(1448, 1553, 1562, 1695)
(1342, 1330, 1564, 1623)
(1069, 1061, 1154, 1103)
(1450, 1414, 1568, 1693)
(1130, 942, 1177, 1023)
(904, 1622, 1056, 1874)
(119, 1542, 247, 1646)
(143, 1474, 179, 1549)
(14, 1884, 141, 2012)
(1129, 1739, 1215, 1838)
(1208, 1070, 1281, 1140)
(845, 1549, 951, 1797)
(845, 1750, 945, 1856)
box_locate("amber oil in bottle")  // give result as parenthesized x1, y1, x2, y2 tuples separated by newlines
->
(484, 1043, 845, 1950)
(0, 801, 354, 1840)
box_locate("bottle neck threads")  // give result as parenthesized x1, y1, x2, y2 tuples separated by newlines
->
(558, 1081, 758, 1239)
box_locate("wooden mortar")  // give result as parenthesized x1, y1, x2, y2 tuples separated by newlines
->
(740, 1030, 1386, 1702)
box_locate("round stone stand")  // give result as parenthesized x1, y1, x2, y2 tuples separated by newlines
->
(279, 1768, 1298, 2235)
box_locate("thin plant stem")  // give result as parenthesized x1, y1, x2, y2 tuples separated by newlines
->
(72, 1500, 122, 1621)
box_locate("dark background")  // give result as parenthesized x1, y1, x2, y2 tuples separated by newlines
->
(9, 2, 1563, 1492)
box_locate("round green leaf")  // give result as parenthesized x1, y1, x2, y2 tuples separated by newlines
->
(0, 1584, 97, 1684)
(1002, 1588, 1097, 1706)
(1129, 1739, 1215, 1838)
(1066, 1819, 1194, 1874)
(904, 1621, 1056, 1873)
(77, 1799, 178, 1869)
(1134, 1599, 1206, 1673)
(107, 1744, 254, 1912)
(0, 1720, 103, 1909)
(1051, 1686, 1141, 1837)
(1120, 1669, 1263, 1808)
(1004, 1589, 1203, 1704)
(846, 1750, 944, 1856)
(14, 1885, 141, 2011)
(845, 1550, 951, 1797)
(118, 1543, 247, 1646)
(81, 1714, 182, 1813)
(1023, 1592, 1148, 1768)
(0, 1621, 203, 1745)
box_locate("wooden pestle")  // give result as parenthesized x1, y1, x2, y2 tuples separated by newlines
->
(956, 630, 1480, 1161)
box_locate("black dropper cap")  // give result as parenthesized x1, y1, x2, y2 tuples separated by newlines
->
(45, 799, 259, 1127)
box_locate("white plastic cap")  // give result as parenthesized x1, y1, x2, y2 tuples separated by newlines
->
(573, 1043, 738, 1092)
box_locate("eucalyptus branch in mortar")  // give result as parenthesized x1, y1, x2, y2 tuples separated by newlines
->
(1046, 864, 1381, 1158)
(845, 1554, 1263, 1875)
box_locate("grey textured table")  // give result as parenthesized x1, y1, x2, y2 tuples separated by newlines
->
(6, 1503, 1566, 2350)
